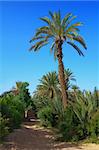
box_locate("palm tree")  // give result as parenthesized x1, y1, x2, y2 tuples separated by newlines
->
(71, 85, 80, 92)
(29, 11, 87, 108)
(64, 68, 76, 90)
(36, 71, 60, 99)
(70, 91, 99, 137)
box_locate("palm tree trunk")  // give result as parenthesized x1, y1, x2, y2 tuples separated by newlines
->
(57, 43, 68, 108)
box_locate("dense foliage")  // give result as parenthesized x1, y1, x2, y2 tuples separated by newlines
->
(0, 72, 99, 144)
(32, 71, 99, 143)
(0, 82, 31, 141)
(34, 89, 99, 142)
(0, 113, 9, 140)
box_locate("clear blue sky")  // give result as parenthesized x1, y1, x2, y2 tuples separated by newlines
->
(0, 1, 99, 94)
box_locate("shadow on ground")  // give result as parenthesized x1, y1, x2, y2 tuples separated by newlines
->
(0, 120, 83, 150)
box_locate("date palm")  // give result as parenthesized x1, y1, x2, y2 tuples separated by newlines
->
(29, 11, 87, 108)
(35, 71, 60, 99)
(70, 91, 99, 137)
(64, 68, 76, 90)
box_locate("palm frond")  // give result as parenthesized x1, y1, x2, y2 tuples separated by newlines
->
(29, 36, 45, 43)
(73, 35, 87, 49)
(66, 22, 83, 33)
(40, 17, 51, 25)
(67, 41, 84, 56)
(29, 39, 48, 51)
(61, 13, 72, 27)
(50, 42, 55, 53)
(35, 28, 50, 37)
(49, 10, 61, 26)
(49, 11, 54, 20)
(65, 15, 77, 28)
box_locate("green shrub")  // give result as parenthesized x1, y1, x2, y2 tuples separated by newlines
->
(37, 98, 65, 128)
(69, 90, 99, 141)
(0, 113, 9, 140)
(0, 93, 25, 131)
(86, 110, 99, 138)
(9, 109, 23, 129)
(57, 106, 78, 141)
(37, 106, 54, 127)
(32, 96, 51, 112)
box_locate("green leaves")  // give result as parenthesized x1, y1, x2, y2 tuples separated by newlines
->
(40, 17, 51, 25)
(29, 11, 87, 58)
(67, 41, 84, 56)
(29, 39, 48, 51)
(61, 12, 72, 27)
(66, 22, 83, 34)
(36, 72, 59, 99)
(73, 35, 87, 49)
(49, 10, 61, 27)
(50, 42, 55, 53)
(64, 68, 76, 89)
(70, 90, 99, 137)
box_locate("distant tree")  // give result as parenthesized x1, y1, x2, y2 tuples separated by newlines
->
(15, 82, 31, 108)
(35, 72, 60, 99)
(64, 68, 76, 90)
(71, 85, 80, 92)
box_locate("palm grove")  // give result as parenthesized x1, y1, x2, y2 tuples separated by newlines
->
(0, 11, 99, 143)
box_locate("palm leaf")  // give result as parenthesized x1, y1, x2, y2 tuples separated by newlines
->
(29, 40, 48, 51)
(50, 42, 55, 53)
(35, 29, 50, 37)
(29, 36, 45, 43)
(61, 13, 72, 27)
(49, 11, 56, 22)
(73, 35, 87, 49)
(66, 22, 83, 33)
(67, 41, 84, 56)
(65, 15, 77, 28)
(40, 17, 51, 25)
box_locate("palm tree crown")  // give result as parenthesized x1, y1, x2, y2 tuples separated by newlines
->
(29, 11, 87, 57)
(64, 68, 76, 90)
(35, 72, 60, 99)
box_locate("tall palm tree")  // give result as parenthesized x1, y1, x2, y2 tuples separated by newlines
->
(29, 11, 87, 108)
(35, 71, 60, 99)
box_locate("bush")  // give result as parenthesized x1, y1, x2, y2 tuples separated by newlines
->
(9, 109, 23, 129)
(86, 110, 99, 138)
(0, 113, 9, 140)
(57, 90, 99, 142)
(57, 105, 79, 141)
(0, 93, 25, 131)
(54, 90, 99, 142)
(37, 106, 54, 127)
(37, 98, 65, 127)
(32, 95, 51, 112)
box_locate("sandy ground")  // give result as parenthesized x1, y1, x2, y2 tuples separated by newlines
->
(0, 120, 99, 150)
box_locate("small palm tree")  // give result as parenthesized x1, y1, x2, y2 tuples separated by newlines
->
(70, 91, 99, 137)
(29, 11, 87, 108)
(64, 68, 76, 90)
(71, 85, 80, 91)
(36, 71, 60, 99)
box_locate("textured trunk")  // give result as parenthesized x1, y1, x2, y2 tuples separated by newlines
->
(57, 41, 68, 108)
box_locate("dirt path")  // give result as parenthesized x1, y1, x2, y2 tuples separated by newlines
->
(0, 120, 99, 150)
